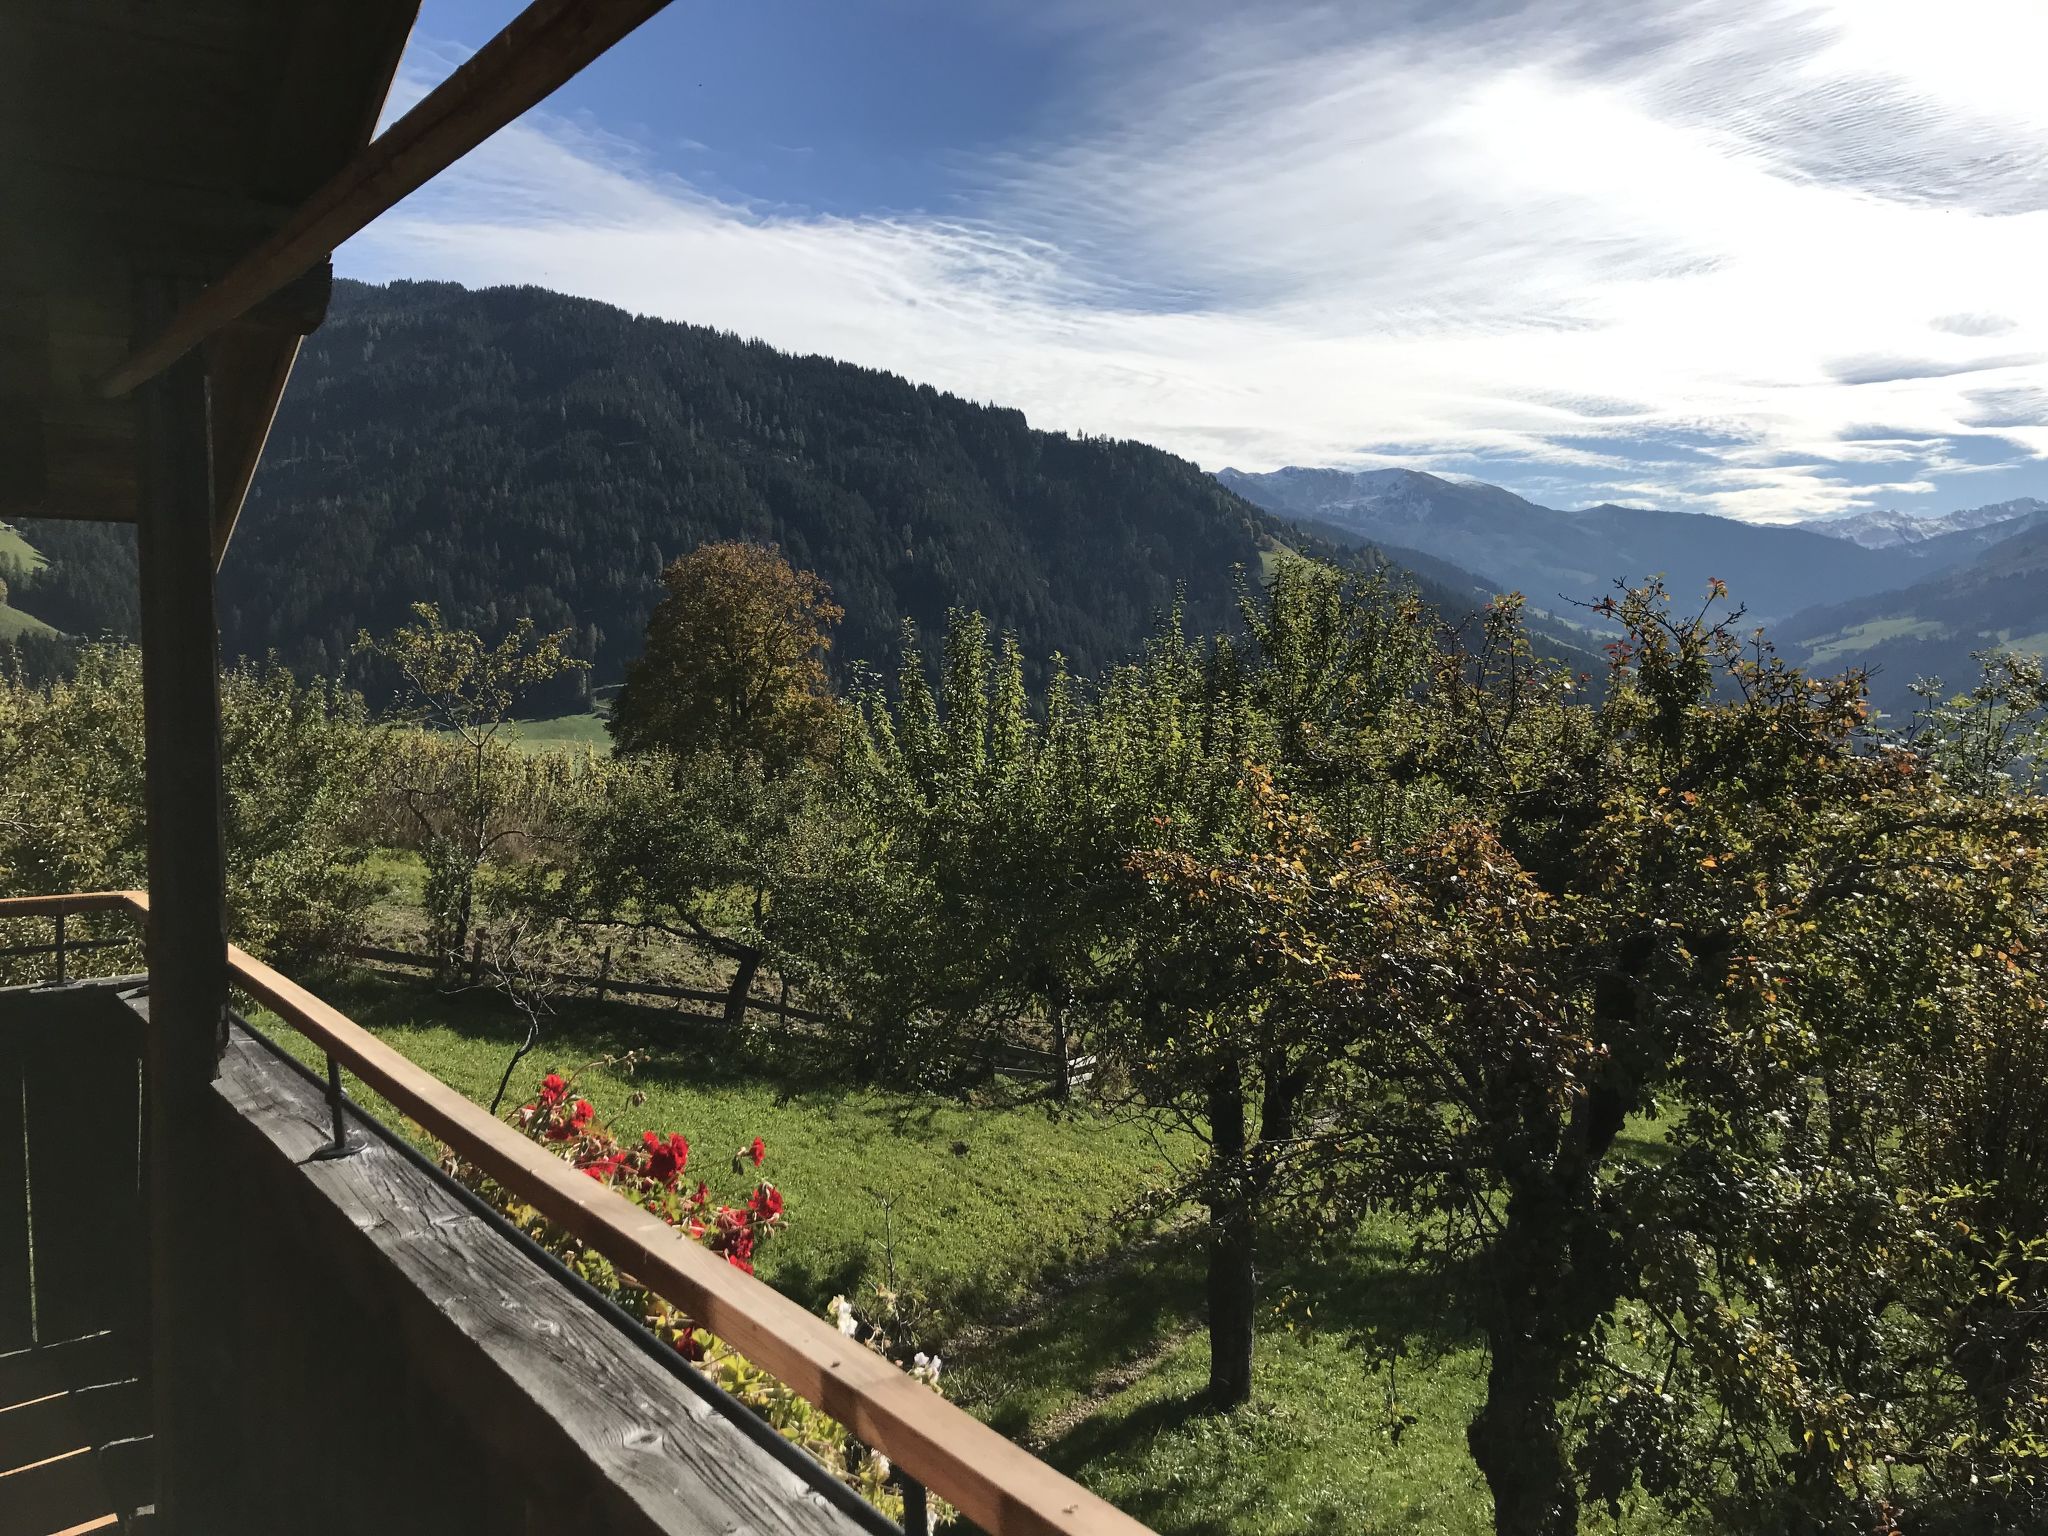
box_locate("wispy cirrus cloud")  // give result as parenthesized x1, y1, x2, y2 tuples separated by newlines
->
(345, 0, 2048, 521)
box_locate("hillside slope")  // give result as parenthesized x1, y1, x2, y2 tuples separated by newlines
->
(223, 279, 1287, 689)
(1778, 520, 2048, 714)
(0, 521, 56, 644)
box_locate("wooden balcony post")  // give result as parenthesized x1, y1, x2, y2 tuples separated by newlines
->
(134, 275, 232, 1532)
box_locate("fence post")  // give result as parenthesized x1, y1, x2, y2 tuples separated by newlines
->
(593, 944, 612, 1005)
(53, 912, 67, 984)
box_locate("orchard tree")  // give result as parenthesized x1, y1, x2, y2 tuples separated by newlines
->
(1146, 584, 2048, 1535)
(804, 563, 1440, 1409)
(355, 603, 585, 973)
(536, 749, 839, 1030)
(610, 541, 844, 771)
(0, 645, 376, 970)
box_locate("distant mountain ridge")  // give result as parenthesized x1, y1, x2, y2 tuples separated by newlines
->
(1213, 465, 1993, 623)
(1791, 498, 2048, 550)
(1219, 464, 2048, 716)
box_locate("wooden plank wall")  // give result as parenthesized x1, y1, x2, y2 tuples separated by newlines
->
(0, 982, 146, 1354)
(0, 982, 152, 1536)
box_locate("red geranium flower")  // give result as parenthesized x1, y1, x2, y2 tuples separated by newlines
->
(643, 1130, 689, 1188)
(749, 1136, 766, 1167)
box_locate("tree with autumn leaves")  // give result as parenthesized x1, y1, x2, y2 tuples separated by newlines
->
(610, 540, 844, 771)
(1135, 583, 2048, 1535)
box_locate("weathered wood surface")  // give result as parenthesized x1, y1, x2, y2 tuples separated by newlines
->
(205, 1020, 865, 1536)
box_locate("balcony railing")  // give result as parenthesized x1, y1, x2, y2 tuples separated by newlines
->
(0, 891, 1153, 1536)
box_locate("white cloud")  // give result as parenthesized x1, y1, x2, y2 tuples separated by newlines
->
(343, 0, 2048, 521)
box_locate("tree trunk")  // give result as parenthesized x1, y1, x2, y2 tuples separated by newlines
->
(1468, 1175, 1582, 1536)
(1205, 1064, 1256, 1409)
(1467, 1334, 1579, 1536)
(724, 947, 762, 1030)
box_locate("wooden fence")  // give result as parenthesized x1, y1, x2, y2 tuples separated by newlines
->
(337, 943, 1091, 1087)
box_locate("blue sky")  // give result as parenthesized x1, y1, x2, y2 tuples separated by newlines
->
(342, 0, 2048, 524)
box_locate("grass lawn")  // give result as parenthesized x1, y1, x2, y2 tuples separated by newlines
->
(1801, 617, 1944, 667)
(501, 711, 613, 752)
(0, 603, 55, 640)
(947, 1221, 1499, 1535)
(248, 967, 1189, 1335)
(0, 521, 46, 575)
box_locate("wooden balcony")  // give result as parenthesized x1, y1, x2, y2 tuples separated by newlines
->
(0, 895, 1152, 1536)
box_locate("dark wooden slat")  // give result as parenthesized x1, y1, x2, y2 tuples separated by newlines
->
(0, 1447, 112, 1536)
(134, 271, 231, 1536)
(0, 1380, 144, 1476)
(0, 1010, 31, 1355)
(0, 1335, 139, 1415)
(92, 1436, 152, 1524)
(19, 996, 142, 1345)
(101, 0, 676, 398)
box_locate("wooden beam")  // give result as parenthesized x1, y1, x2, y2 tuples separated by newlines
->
(132, 276, 231, 1536)
(99, 0, 675, 400)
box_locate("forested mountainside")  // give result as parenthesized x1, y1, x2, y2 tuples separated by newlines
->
(1217, 465, 2034, 623)
(230, 278, 1278, 687)
(7, 279, 1604, 697)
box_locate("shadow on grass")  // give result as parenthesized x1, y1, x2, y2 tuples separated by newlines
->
(953, 1237, 1209, 1439)
(944, 1221, 1486, 1519)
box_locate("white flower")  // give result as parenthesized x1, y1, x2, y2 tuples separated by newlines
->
(829, 1295, 859, 1336)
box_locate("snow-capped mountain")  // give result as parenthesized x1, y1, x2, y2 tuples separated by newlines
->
(1792, 498, 2048, 549)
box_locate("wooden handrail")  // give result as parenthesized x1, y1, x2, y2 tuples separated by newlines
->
(0, 891, 1153, 1536)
